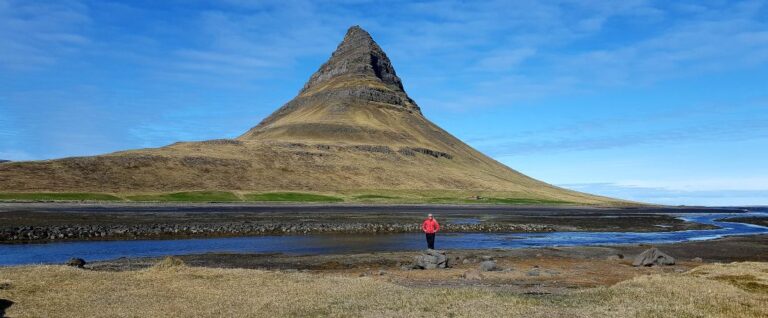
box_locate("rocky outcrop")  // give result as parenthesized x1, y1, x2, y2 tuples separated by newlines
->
(413, 249, 449, 269)
(633, 248, 675, 266)
(480, 260, 498, 271)
(245, 26, 420, 135)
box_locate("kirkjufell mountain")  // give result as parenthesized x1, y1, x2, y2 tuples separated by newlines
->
(0, 26, 622, 204)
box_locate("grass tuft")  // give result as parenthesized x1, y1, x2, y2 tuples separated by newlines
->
(151, 257, 186, 270)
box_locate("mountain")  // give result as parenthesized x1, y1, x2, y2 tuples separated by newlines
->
(0, 26, 624, 205)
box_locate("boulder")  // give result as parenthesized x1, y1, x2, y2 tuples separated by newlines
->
(632, 248, 675, 267)
(479, 260, 497, 271)
(413, 249, 449, 269)
(66, 257, 86, 268)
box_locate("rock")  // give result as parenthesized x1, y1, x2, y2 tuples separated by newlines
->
(606, 254, 625, 262)
(479, 260, 497, 271)
(481, 255, 493, 261)
(462, 259, 471, 264)
(0, 279, 10, 290)
(632, 248, 675, 267)
(66, 257, 86, 268)
(692, 257, 703, 263)
(413, 249, 449, 269)
(378, 270, 387, 276)
(463, 269, 483, 280)
(527, 269, 540, 277)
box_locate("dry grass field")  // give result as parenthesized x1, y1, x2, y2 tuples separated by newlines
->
(1, 260, 766, 317)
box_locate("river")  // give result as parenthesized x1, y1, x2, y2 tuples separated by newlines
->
(1, 211, 766, 266)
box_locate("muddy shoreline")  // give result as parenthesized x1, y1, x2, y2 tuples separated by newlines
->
(90, 234, 768, 271)
(0, 203, 732, 243)
(85, 234, 768, 294)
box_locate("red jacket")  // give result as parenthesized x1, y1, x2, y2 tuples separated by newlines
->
(422, 218, 440, 234)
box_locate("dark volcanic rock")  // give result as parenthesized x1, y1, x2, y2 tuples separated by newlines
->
(301, 26, 410, 100)
(66, 257, 86, 268)
(0, 222, 554, 243)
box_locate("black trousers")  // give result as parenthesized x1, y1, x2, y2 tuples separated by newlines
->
(425, 233, 436, 249)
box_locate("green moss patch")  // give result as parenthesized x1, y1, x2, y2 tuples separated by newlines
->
(353, 194, 400, 200)
(427, 197, 573, 205)
(244, 192, 344, 202)
(127, 191, 241, 202)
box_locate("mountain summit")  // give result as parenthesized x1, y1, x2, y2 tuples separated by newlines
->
(301, 26, 408, 95)
(0, 26, 621, 205)
(240, 25, 420, 142)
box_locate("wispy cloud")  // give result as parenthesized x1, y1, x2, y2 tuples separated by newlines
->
(0, 0, 91, 70)
(468, 98, 768, 156)
(393, 0, 768, 109)
(561, 182, 768, 206)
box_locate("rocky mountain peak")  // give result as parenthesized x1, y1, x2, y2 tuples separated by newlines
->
(300, 25, 405, 94)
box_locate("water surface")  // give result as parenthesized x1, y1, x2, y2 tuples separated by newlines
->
(1, 212, 766, 266)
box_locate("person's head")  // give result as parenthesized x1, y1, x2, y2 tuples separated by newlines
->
(427, 213, 433, 219)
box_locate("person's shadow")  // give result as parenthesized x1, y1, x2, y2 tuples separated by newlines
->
(0, 299, 14, 318)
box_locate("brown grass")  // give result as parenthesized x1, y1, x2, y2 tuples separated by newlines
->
(0, 74, 629, 206)
(1, 262, 766, 317)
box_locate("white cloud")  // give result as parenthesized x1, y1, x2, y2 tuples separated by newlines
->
(473, 48, 537, 71)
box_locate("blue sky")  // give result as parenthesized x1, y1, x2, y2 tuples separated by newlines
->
(1, 0, 767, 206)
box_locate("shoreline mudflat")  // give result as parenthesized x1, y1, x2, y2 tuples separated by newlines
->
(0, 203, 733, 243)
(86, 234, 768, 293)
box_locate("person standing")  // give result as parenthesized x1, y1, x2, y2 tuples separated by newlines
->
(422, 213, 440, 249)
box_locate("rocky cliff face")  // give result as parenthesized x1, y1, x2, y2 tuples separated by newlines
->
(301, 26, 408, 95)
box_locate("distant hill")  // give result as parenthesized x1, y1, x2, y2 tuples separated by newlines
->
(0, 26, 627, 205)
